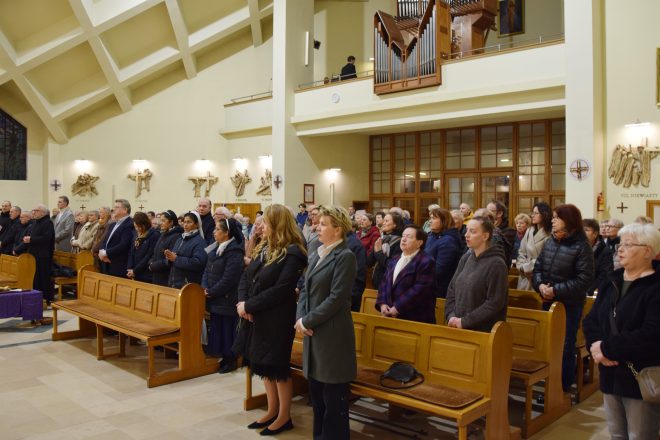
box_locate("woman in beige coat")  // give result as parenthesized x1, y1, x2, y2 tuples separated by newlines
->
(516, 202, 552, 290)
(71, 210, 100, 252)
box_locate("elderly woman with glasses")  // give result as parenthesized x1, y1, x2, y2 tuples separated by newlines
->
(583, 223, 660, 439)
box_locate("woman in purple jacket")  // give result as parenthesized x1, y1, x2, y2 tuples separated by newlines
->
(375, 225, 436, 324)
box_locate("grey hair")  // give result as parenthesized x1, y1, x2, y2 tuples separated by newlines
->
(215, 206, 232, 218)
(115, 199, 131, 214)
(12, 206, 21, 214)
(428, 204, 440, 211)
(450, 209, 464, 223)
(608, 218, 624, 228)
(619, 223, 660, 256)
(89, 210, 100, 218)
(36, 204, 49, 216)
(389, 206, 404, 216)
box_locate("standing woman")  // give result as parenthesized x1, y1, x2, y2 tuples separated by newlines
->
(166, 212, 208, 288)
(425, 207, 464, 298)
(237, 204, 307, 435)
(127, 212, 160, 283)
(295, 205, 356, 440)
(445, 216, 508, 332)
(516, 202, 552, 290)
(149, 210, 183, 286)
(367, 212, 404, 290)
(512, 213, 531, 261)
(71, 210, 99, 252)
(201, 218, 245, 373)
(583, 223, 660, 439)
(356, 213, 380, 255)
(533, 204, 594, 392)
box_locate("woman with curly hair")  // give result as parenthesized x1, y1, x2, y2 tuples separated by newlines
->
(237, 204, 307, 435)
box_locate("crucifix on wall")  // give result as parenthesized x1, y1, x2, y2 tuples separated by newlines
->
(127, 169, 153, 198)
(188, 171, 219, 198)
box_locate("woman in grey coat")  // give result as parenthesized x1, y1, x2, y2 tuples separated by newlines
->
(295, 205, 357, 440)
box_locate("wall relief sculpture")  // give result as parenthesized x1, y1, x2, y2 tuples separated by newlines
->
(71, 173, 100, 198)
(608, 143, 660, 188)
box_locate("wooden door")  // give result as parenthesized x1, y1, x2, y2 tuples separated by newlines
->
(215, 203, 262, 223)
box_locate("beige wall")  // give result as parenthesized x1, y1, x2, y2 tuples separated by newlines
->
(603, 0, 660, 225)
(485, 0, 564, 49)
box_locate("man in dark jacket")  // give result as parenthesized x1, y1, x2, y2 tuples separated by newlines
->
(24, 205, 55, 303)
(340, 55, 357, 80)
(0, 206, 21, 254)
(0, 200, 11, 234)
(583, 218, 614, 296)
(99, 199, 134, 277)
(346, 231, 366, 311)
(197, 198, 215, 245)
(487, 200, 516, 265)
(12, 211, 32, 255)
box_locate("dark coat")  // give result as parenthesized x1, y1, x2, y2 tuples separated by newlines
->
(367, 233, 402, 290)
(425, 228, 463, 298)
(445, 245, 509, 332)
(297, 242, 356, 383)
(168, 231, 208, 288)
(346, 231, 366, 299)
(604, 235, 620, 253)
(583, 264, 660, 399)
(357, 226, 380, 255)
(101, 217, 134, 278)
(28, 216, 55, 300)
(149, 225, 183, 286)
(532, 232, 594, 306)
(588, 239, 614, 296)
(376, 250, 436, 324)
(0, 217, 20, 254)
(12, 222, 31, 255)
(127, 228, 160, 283)
(240, 245, 307, 368)
(0, 211, 10, 235)
(200, 212, 215, 245)
(201, 238, 245, 315)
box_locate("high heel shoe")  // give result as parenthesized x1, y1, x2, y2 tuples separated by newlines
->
(247, 416, 277, 429)
(260, 419, 293, 436)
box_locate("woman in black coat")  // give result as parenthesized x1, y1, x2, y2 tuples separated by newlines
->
(583, 223, 660, 439)
(166, 212, 208, 288)
(127, 212, 159, 283)
(201, 218, 244, 373)
(367, 212, 404, 290)
(149, 210, 183, 286)
(533, 204, 594, 392)
(236, 204, 307, 435)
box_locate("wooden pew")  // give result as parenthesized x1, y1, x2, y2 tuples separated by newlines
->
(53, 250, 94, 301)
(246, 312, 515, 440)
(507, 303, 570, 438)
(52, 265, 218, 387)
(508, 289, 543, 310)
(0, 253, 36, 290)
(508, 275, 519, 289)
(575, 296, 598, 403)
(362, 289, 567, 438)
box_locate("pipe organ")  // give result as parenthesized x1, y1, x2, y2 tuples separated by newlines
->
(373, 0, 497, 95)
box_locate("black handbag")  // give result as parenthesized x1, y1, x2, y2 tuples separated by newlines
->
(379, 362, 424, 389)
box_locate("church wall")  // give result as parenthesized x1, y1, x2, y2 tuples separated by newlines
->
(484, 0, 564, 49)
(56, 36, 274, 215)
(603, 0, 660, 225)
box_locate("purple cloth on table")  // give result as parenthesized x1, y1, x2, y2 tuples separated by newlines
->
(0, 290, 43, 320)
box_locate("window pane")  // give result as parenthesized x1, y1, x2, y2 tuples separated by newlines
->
(482, 155, 496, 168)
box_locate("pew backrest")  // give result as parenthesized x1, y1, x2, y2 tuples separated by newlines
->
(506, 302, 565, 365)
(54, 250, 94, 273)
(0, 253, 36, 290)
(508, 288, 543, 310)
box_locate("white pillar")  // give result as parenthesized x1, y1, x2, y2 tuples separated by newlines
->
(563, 0, 604, 217)
(271, 0, 314, 205)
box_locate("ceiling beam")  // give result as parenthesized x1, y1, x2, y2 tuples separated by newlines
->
(247, 0, 263, 47)
(164, 0, 197, 79)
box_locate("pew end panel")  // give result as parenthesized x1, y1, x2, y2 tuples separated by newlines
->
(53, 250, 94, 300)
(575, 296, 599, 402)
(0, 253, 36, 290)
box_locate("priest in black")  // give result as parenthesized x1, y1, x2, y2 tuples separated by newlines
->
(24, 205, 55, 303)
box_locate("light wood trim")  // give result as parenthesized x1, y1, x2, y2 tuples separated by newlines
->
(0, 253, 36, 290)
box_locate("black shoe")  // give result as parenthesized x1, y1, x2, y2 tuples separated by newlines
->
(218, 358, 237, 374)
(247, 417, 277, 429)
(260, 419, 293, 436)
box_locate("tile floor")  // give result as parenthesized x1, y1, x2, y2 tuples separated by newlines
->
(0, 310, 614, 440)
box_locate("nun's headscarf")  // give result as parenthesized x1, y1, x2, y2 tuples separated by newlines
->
(184, 211, 204, 240)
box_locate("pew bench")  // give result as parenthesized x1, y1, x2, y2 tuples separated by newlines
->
(506, 303, 570, 438)
(52, 265, 217, 387)
(0, 253, 35, 290)
(53, 250, 94, 301)
(575, 296, 599, 402)
(245, 311, 515, 440)
(508, 289, 543, 310)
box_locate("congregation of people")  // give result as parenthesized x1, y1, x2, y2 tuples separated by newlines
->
(1, 195, 658, 438)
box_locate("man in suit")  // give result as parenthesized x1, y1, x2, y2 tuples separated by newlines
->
(24, 205, 55, 303)
(54, 195, 75, 251)
(99, 199, 134, 277)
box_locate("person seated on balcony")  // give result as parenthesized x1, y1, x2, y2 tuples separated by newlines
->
(340, 56, 357, 80)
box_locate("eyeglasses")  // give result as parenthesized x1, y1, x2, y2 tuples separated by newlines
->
(617, 243, 648, 250)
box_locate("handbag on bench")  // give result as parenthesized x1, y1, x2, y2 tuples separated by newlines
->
(380, 361, 424, 389)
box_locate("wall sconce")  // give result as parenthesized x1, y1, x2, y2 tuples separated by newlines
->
(195, 159, 211, 173)
(232, 157, 247, 171)
(624, 119, 650, 128)
(74, 159, 91, 172)
(327, 168, 342, 204)
(133, 159, 148, 173)
(258, 154, 272, 167)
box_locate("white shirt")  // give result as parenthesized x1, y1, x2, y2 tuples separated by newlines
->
(393, 249, 420, 283)
(314, 239, 343, 269)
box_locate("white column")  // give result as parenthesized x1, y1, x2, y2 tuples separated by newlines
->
(563, 0, 604, 218)
(271, 0, 314, 205)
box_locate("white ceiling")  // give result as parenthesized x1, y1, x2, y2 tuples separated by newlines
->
(0, 0, 273, 143)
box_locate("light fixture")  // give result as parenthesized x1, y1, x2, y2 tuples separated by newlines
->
(624, 119, 650, 128)
(195, 159, 211, 173)
(419, 172, 427, 176)
(232, 157, 244, 161)
(329, 168, 341, 172)
(257, 154, 271, 160)
(404, 174, 414, 178)
(369, 57, 374, 61)
(500, 158, 510, 163)
(133, 159, 148, 172)
(74, 159, 91, 172)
